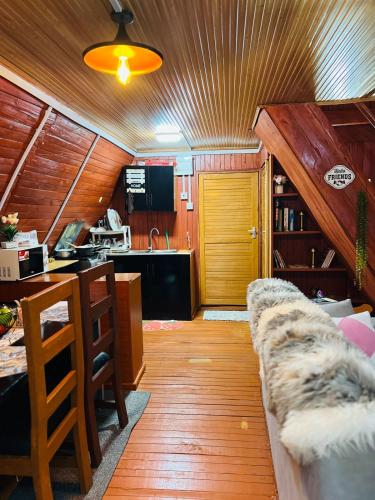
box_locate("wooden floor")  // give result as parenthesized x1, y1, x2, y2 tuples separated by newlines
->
(104, 311, 276, 499)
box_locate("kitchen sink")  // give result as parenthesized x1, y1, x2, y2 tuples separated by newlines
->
(127, 249, 178, 254)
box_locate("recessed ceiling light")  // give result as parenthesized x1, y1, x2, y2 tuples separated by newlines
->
(155, 125, 183, 143)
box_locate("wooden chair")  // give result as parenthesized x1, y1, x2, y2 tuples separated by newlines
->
(78, 261, 128, 467)
(0, 277, 92, 499)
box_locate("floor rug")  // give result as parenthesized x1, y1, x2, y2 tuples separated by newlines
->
(143, 320, 183, 331)
(203, 310, 249, 322)
(10, 391, 150, 499)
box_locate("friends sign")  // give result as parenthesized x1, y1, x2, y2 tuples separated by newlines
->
(324, 165, 355, 189)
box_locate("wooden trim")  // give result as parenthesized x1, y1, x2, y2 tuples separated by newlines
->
(355, 102, 375, 129)
(252, 97, 375, 132)
(0, 105, 52, 212)
(42, 134, 100, 244)
(135, 147, 262, 157)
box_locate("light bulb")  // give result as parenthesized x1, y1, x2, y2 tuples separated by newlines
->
(116, 56, 131, 85)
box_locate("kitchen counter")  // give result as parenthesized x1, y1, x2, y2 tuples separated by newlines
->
(108, 250, 197, 320)
(106, 249, 194, 257)
(47, 259, 79, 271)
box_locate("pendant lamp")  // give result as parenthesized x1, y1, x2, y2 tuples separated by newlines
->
(83, 10, 163, 86)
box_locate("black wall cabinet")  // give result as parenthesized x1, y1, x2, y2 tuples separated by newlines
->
(109, 254, 192, 320)
(123, 165, 175, 212)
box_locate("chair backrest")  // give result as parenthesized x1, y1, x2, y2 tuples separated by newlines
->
(21, 277, 85, 461)
(77, 261, 119, 382)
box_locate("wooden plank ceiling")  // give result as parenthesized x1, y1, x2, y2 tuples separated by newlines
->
(0, 0, 374, 152)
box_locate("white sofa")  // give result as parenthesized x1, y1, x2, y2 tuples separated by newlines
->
(247, 278, 375, 500)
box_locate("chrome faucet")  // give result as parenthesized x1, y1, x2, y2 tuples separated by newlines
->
(148, 227, 160, 252)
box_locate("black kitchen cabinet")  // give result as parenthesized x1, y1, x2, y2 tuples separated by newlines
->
(108, 253, 194, 320)
(123, 165, 175, 213)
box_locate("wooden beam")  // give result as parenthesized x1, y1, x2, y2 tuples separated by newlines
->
(355, 103, 375, 129)
(42, 134, 100, 244)
(323, 108, 368, 127)
(0, 105, 52, 212)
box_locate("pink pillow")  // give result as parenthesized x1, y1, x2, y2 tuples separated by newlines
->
(336, 315, 375, 356)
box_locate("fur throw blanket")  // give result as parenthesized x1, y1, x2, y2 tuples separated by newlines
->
(247, 278, 375, 464)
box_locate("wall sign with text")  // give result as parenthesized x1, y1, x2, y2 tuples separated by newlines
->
(324, 165, 355, 189)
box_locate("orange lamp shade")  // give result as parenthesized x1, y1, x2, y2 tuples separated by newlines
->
(83, 42, 163, 76)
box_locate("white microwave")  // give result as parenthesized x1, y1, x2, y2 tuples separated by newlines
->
(0, 244, 48, 281)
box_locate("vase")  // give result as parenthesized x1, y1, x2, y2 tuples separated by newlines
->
(1, 241, 18, 249)
(275, 184, 284, 194)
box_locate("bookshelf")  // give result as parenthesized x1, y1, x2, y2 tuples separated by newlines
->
(271, 156, 350, 298)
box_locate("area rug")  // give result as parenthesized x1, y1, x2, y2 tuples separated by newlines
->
(143, 320, 183, 331)
(10, 391, 150, 499)
(203, 310, 249, 322)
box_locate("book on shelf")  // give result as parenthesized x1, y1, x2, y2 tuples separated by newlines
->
(277, 206, 283, 232)
(273, 249, 286, 268)
(283, 207, 289, 231)
(321, 249, 335, 268)
(289, 209, 295, 231)
(274, 199, 280, 231)
(274, 203, 296, 232)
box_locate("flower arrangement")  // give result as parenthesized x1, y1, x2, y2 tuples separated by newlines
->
(0, 212, 19, 247)
(273, 174, 287, 185)
(273, 175, 288, 193)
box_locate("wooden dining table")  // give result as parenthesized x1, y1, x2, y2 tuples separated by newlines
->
(0, 272, 144, 391)
(0, 308, 69, 400)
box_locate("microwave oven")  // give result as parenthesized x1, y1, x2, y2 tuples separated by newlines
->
(0, 244, 48, 281)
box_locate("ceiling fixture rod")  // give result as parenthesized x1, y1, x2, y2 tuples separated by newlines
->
(109, 0, 123, 13)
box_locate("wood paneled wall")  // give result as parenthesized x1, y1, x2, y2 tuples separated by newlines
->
(0, 78, 47, 198)
(0, 76, 133, 249)
(110, 151, 266, 254)
(345, 142, 374, 180)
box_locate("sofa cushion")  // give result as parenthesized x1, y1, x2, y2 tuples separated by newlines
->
(333, 312, 375, 357)
(319, 299, 354, 317)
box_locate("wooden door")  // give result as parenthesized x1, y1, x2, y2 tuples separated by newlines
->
(199, 172, 259, 305)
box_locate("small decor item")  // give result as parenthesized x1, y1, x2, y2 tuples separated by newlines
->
(0, 212, 19, 248)
(324, 165, 355, 189)
(0, 304, 17, 336)
(311, 248, 316, 268)
(273, 174, 287, 194)
(355, 190, 368, 290)
(299, 211, 304, 231)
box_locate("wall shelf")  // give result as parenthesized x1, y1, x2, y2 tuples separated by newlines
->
(273, 267, 347, 273)
(272, 192, 299, 198)
(271, 155, 349, 297)
(273, 231, 321, 236)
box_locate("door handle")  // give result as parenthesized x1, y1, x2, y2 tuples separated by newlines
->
(248, 227, 257, 239)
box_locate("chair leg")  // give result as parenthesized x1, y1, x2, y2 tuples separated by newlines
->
(112, 371, 128, 429)
(32, 459, 53, 500)
(73, 420, 93, 493)
(85, 394, 102, 468)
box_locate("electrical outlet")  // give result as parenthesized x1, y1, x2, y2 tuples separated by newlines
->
(186, 202, 194, 210)
(181, 192, 188, 200)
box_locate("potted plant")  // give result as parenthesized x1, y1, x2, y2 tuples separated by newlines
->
(273, 174, 287, 194)
(0, 212, 19, 248)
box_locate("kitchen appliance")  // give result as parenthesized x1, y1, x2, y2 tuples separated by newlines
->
(54, 221, 84, 251)
(0, 244, 48, 281)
